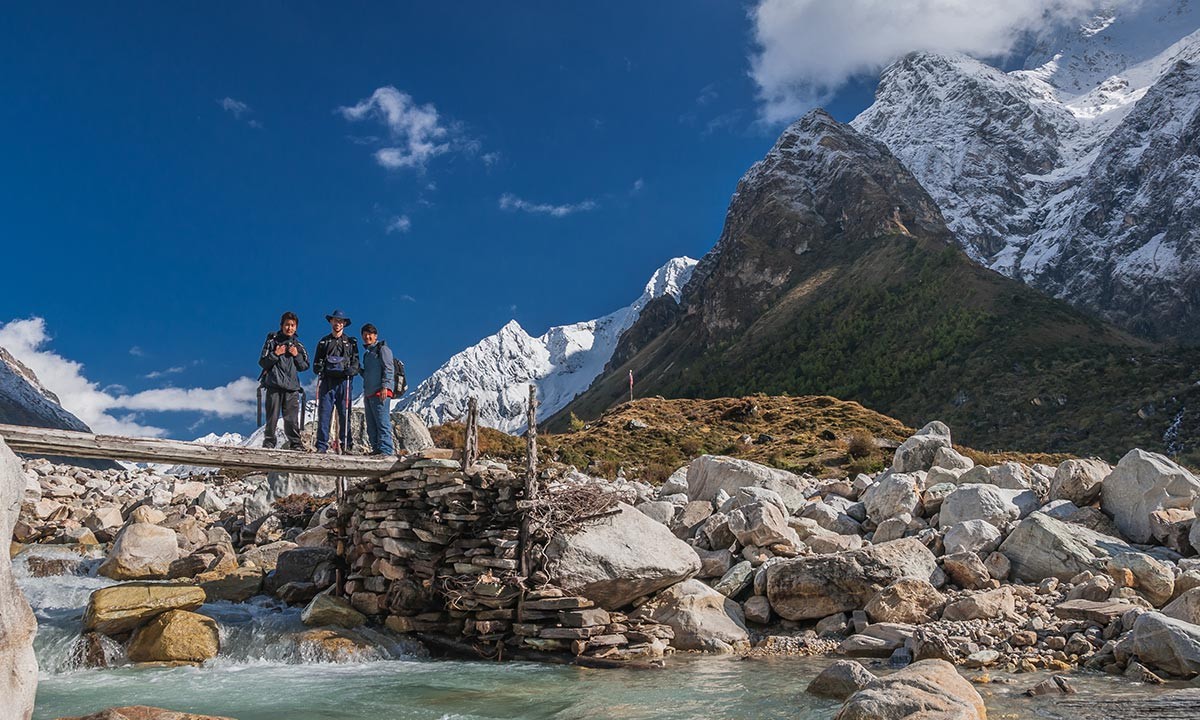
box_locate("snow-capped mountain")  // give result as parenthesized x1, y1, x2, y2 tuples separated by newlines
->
(0, 346, 91, 433)
(0, 346, 119, 469)
(852, 0, 1200, 341)
(397, 256, 698, 433)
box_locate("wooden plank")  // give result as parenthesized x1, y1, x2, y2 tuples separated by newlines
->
(1048, 689, 1200, 719)
(0, 423, 408, 477)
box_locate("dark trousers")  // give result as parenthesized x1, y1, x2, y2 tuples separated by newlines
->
(263, 388, 302, 449)
(316, 376, 352, 452)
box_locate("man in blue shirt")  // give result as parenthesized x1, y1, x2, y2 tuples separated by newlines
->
(360, 323, 395, 456)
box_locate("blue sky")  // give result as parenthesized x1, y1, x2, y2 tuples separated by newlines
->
(0, 2, 1078, 438)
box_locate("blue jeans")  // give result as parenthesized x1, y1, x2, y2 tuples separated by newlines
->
(364, 395, 393, 455)
(316, 376, 352, 452)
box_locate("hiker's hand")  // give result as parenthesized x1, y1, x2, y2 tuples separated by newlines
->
(274, 344, 287, 356)
(288, 345, 299, 357)
(384, 388, 394, 398)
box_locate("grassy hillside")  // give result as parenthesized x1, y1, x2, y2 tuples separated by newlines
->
(434, 395, 1070, 482)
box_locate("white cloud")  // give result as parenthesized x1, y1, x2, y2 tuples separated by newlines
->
(339, 86, 457, 171)
(386, 215, 412, 234)
(128, 345, 144, 357)
(631, 178, 645, 194)
(481, 151, 501, 167)
(749, 0, 1110, 122)
(220, 97, 251, 118)
(499, 193, 598, 218)
(0, 317, 257, 437)
(144, 366, 185, 379)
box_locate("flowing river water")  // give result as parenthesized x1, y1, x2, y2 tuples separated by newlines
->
(16, 547, 1190, 720)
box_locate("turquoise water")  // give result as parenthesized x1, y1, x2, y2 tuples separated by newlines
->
(17, 547, 1178, 720)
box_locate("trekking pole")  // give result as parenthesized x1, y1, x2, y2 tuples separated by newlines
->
(343, 376, 352, 455)
(256, 386, 264, 427)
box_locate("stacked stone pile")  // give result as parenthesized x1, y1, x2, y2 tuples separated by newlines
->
(342, 451, 676, 664)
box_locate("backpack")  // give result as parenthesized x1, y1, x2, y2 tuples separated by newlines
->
(322, 336, 356, 377)
(379, 341, 407, 396)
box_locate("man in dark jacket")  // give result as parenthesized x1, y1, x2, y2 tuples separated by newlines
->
(360, 323, 395, 456)
(313, 309, 359, 453)
(258, 311, 310, 450)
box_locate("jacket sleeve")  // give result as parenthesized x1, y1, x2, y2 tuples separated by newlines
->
(294, 341, 311, 373)
(258, 336, 278, 371)
(380, 344, 394, 392)
(312, 338, 325, 375)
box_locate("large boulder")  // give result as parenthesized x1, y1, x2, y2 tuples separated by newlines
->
(863, 578, 944, 624)
(891, 421, 952, 473)
(391, 411, 435, 453)
(127, 609, 219, 664)
(939, 484, 1035, 528)
(727, 502, 799, 548)
(545, 502, 701, 608)
(806, 659, 876, 700)
(861, 473, 921, 524)
(0, 437, 37, 720)
(685, 456, 810, 512)
(632, 579, 749, 651)
(1129, 611, 1200, 678)
(999, 512, 1135, 582)
(301, 592, 366, 628)
(98, 522, 180, 580)
(1102, 449, 1200, 544)
(1051, 459, 1110, 506)
(1163, 588, 1200, 625)
(766, 538, 939, 621)
(83, 583, 206, 636)
(834, 659, 985, 720)
(942, 519, 1001, 556)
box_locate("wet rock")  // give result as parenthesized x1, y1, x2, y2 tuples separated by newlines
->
(83, 583, 206, 636)
(98, 522, 181, 580)
(0, 438, 37, 720)
(127, 609, 219, 664)
(766, 538, 938, 621)
(806, 659, 876, 700)
(301, 592, 366, 628)
(1102, 449, 1200, 544)
(167, 541, 238, 580)
(546, 502, 701, 608)
(834, 659, 985, 720)
(864, 578, 944, 624)
(268, 546, 336, 591)
(1000, 512, 1135, 582)
(198, 566, 263, 603)
(631, 579, 748, 652)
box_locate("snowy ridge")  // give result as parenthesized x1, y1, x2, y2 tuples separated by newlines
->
(0, 346, 91, 433)
(396, 257, 697, 433)
(851, 0, 1200, 339)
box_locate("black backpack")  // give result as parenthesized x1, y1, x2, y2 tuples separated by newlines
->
(379, 340, 407, 396)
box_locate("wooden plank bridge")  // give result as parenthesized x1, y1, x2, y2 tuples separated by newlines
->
(0, 423, 412, 477)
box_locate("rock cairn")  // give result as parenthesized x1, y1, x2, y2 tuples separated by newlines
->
(343, 450, 675, 664)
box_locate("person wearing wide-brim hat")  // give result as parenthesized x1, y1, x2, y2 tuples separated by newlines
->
(313, 309, 360, 453)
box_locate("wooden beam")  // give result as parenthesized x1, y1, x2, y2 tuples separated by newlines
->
(0, 423, 409, 477)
